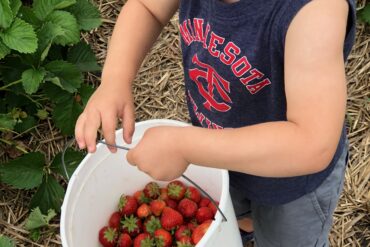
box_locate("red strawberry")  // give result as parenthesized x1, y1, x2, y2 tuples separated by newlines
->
(191, 220, 212, 244)
(143, 181, 160, 199)
(154, 228, 172, 247)
(160, 207, 184, 231)
(108, 211, 121, 230)
(143, 216, 162, 235)
(185, 186, 201, 203)
(117, 233, 132, 247)
(150, 199, 166, 216)
(134, 233, 153, 247)
(134, 190, 151, 205)
(121, 215, 142, 237)
(167, 180, 186, 201)
(187, 220, 198, 233)
(196, 207, 214, 224)
(159, 188, 169, 201)
(178, 198, 198, 218)
(165, 198, 178, 209)
(208, 201, 218, 217)
(175, 225, 191, 240)
(177, 235, 194, 246)
(198, 197, 211, 208)
(137, 203, 151, 219)
(99, 226, 118, 247)
(118, 194, 138, 216)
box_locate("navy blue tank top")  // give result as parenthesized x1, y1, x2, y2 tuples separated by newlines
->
(179, 0, 356, 205)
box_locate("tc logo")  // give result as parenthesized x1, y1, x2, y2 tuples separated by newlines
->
(189, 54, 232, 112)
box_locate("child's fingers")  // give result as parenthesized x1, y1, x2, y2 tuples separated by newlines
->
(122, 105, 135, 144)
(101, 111, 117, 153)
(75, 113, 87, 149)
(84, 111, 101, 153)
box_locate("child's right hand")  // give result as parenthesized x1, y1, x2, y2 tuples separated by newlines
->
(75, 83, 135, 153)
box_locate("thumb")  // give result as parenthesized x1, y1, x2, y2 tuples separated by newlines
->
(126, 149, 135, 166)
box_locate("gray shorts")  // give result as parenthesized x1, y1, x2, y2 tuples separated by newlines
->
(230, 146, 348, 247)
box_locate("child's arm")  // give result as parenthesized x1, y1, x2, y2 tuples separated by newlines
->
(75, 0, 179, 153)
(127, 0, 349, 180)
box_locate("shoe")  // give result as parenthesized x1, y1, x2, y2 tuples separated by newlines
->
(240, 228, 254, 245)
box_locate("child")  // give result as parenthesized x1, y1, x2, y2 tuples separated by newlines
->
(75, 0, 356, 246)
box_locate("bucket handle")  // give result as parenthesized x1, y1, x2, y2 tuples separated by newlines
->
(61, 139, 228, 222)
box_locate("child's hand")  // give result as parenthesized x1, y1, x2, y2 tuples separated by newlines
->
(126, 126, 189, 181)
(75, 83, 135, 153)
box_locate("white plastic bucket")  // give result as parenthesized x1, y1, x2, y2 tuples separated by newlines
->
(60, 119, 243, 247)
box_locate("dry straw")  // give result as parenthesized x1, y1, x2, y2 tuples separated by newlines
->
(1, 0, 369, 246)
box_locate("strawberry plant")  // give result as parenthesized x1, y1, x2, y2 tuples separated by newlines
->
(358, 3, 370, 25)
(0, 0, 101, 214)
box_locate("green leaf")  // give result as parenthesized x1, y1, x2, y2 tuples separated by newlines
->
(78, 83, 94, 106)
(0, 39, 10, 59)
(14, 115, 37, 133)
(0, 235, 15, 247)
(0, 113, 16, 130)
(359, 4, 370, 24)
(46, 10, 79, 46)
(29, 229, 41, 242)
(21, 68, 46, 94)
(33, 0, 76, 20)
(66, 0, 101, 31)
(44, 60, 82, 93)
(18, 6, 42, 27)
(36, 109, 48, 120)
(24, 207, 56, 230)
(0, 18, 37, 53)
(0, 0, 13, 29)
(10, 0, 21, 16)
(30, 175, 65, 213)
(50, 148, 84, 179)
(42, 83, 72, 103)
(0, 152, 44, 189)
(36, 22, 63, 62)
(52, 95, 83, 135)
(67, 42, 100, 72)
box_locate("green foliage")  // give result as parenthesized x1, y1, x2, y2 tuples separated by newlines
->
(358, 3, 370, 25)
(0, 0, 99, 218)
(0, 152, 44, 189)
(24, 207, 57, 230)
(0, 235, 15, 247)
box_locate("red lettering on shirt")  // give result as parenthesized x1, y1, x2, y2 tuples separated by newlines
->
(246, 78, 271, 94)
(208, 32, 225, 58)
(220, 42, 241, 65)
(231, 56, 251, 77)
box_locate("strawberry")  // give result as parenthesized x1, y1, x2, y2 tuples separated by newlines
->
(154, 228, 172, 247)
(150, 199, 166, 216)
(196, 207, 214, 224)
(134, 233, 153, 247)
(159, 188, 169, 201)
(198, 197, 211, 208)
(167, 180, 186, 201)
(121, 215, 142, 237)
(175, 225, 191, 240)
(208, 201, 218, 217)
(178, 198, 198, 218)
(98, 226, 118, 247)
(143, 215, 162, 235)
(108, 211, 121, 230)
(177, 235, 194, 246)
(185, 186, 201, 203)
(160, 207, 184, 231)
(117, 233, 132, 247)
(187, 220, 198, 233)
(134, 190, 151, 205)
(191, 220, 212, 244)
(137, 203, 151, 219)
(165, 198, 178, 209)
(143, 181, 161, 199)
(118, 194, 138, 216)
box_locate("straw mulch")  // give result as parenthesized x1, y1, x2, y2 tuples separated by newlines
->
(0, 0, 369, 246)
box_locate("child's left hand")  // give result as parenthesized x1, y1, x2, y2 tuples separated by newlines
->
(126, 126, 189, 181)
